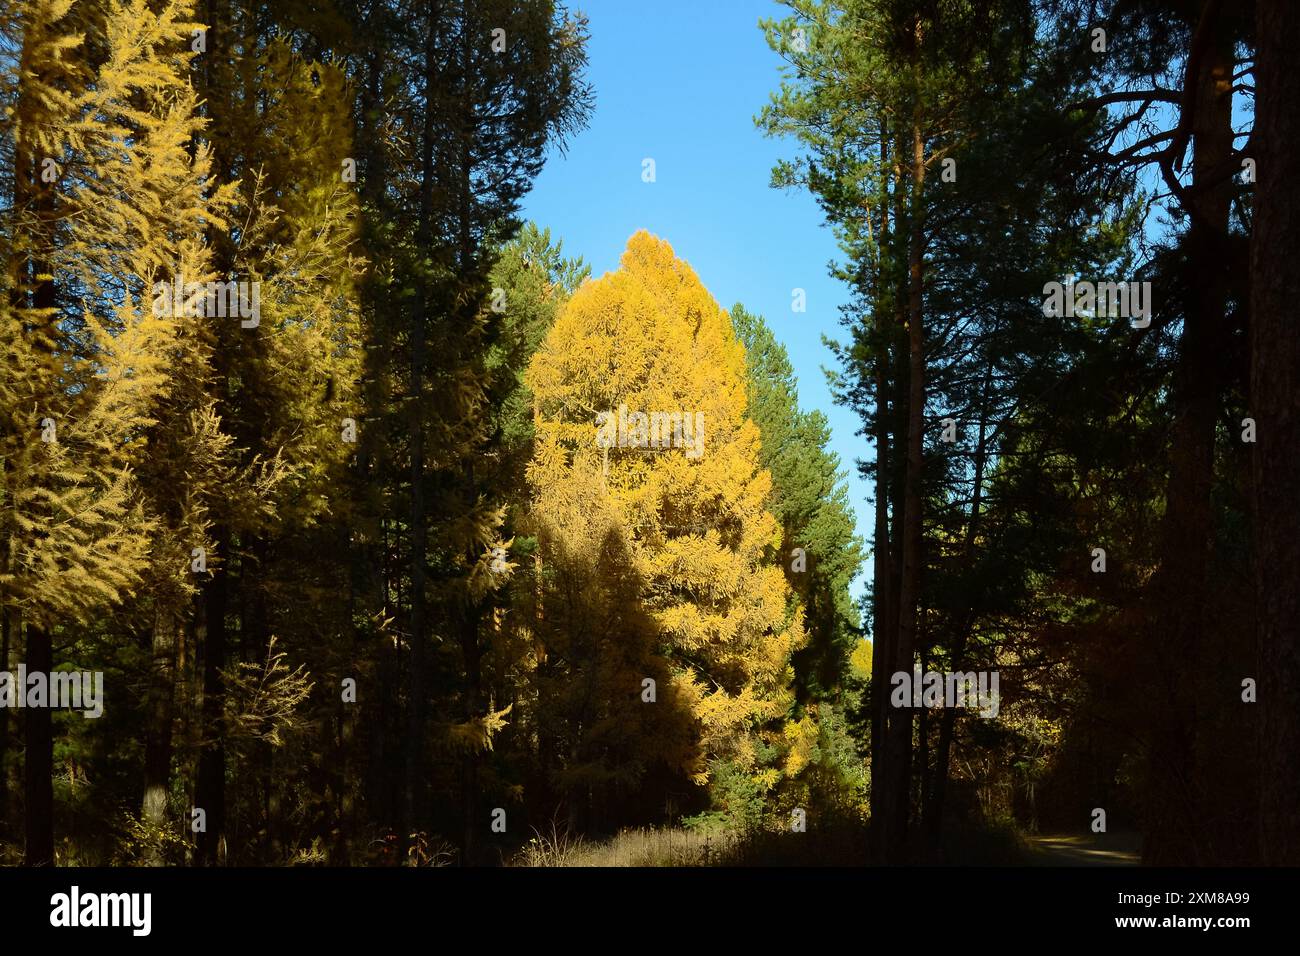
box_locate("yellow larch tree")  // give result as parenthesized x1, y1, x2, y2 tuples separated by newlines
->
(0, 0, 231, 863)
(526, 231, 805, 803)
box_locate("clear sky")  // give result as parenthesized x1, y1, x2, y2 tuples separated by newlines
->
(519, 0, 871, 597)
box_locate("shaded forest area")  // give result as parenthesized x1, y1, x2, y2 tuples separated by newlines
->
(1, 0, 1297, 868)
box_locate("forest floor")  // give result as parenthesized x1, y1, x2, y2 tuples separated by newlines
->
(508, 823, 1144, 866)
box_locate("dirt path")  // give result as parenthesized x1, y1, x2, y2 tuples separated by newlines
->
(1027, 832, 1141, 866)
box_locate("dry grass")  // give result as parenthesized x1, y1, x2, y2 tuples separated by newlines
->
(513, 824, 743, 867)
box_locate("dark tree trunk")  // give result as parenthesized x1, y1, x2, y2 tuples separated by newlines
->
(874, 127, 912, 863)
(868, 127, 897, 862)
(142, 608, 178, 865)
(355, 39, 391, 850)
(0, 608, 11, 831)
(194, 528, 229, 865)
(885, 117, 927, 865)
(404, 10, 441, 849)
(454, 8, 489, 868)
(24, 622, 54, 866)
(869, 344, 895, 857)
(1251, 0, 1300, 866)
(917, 646, 930, 854)
(461, 608, 484, 865)
(14, 10, 58, 868)
(1144, 12, 1235, 865)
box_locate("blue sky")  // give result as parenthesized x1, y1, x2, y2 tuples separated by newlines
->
(520, 0, 871, 597)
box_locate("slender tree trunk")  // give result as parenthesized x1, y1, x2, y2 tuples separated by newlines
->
(886, 116, 927, 864)
(874, 127, 912, 862)
(461, 609, 483, 865)
(868, 126, 897, 862)
(0, 607, 11, 831)
(194, 528, 229, 865)
(142, 608, 178, 864)
(24, 622, 54, 866)
(191, 0, 234, 866)
(339, 517, 359, 864)
(14, 10, 58, 867)
(917, 645, 930, 854)
(403, 231, 429, 851)
(356, 39, 390, 846)
(869, 343, 895, 857)
(1252, 0, 1300, 866)
(450, 8, 490, 864)
(404, 12, 440, 849)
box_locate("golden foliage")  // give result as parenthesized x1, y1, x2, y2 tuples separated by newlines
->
(526, 231, 806, 783)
